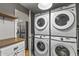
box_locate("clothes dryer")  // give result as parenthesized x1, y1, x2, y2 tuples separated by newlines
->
(35, 12, 49, 35)
(51, 36, 77, 56)
(34, 35, 49, 56)
(51, 4, 76, 37)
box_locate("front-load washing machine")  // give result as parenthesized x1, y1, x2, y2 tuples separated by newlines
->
(51, 4, 76, 37)
(34, 12, 49, 35)
(34, 35, 49, 56)
(51, 37, 77, 56)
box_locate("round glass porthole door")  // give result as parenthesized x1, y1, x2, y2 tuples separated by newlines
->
(52, 10, 74, 30)
(37, 18, 45, 27)
(52, 43, 76, 56)
(55, 45, 70, 56)
(35, 40, 48, 55)
(35, 16, 48, 30)
(37, 41, 45, 51)
(55, 14, 69, 26)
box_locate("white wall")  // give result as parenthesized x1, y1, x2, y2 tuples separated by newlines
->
(0, 17, 15, 40)
(0, 3, 15, 16)
(15, 9, 29, 22)
(15, 9, 32, 56)
(15, 9, 29, 38)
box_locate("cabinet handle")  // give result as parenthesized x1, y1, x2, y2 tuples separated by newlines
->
(14, 47, 18, 51)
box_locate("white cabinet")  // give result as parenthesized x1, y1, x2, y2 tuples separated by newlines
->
(16, 50, 25, 56)
(0, 41, 25, 56)
(0, 44, 15, 56)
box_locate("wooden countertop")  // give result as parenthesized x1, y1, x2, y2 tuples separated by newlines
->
(0, 38, 25, 48)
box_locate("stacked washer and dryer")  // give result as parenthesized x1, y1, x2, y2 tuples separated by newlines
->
(34, 4, 77, 56)
(34, 12, 50, 56)
(51, 4, 77, 56)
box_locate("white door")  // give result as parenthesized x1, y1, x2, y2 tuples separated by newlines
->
(52, 43, 76, 56)
(51, 10, 74, 30)
(35, 16, 48, 31)
(35, 39, 48, 55)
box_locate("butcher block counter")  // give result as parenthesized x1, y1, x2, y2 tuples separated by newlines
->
(0, 38, 25, 48)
